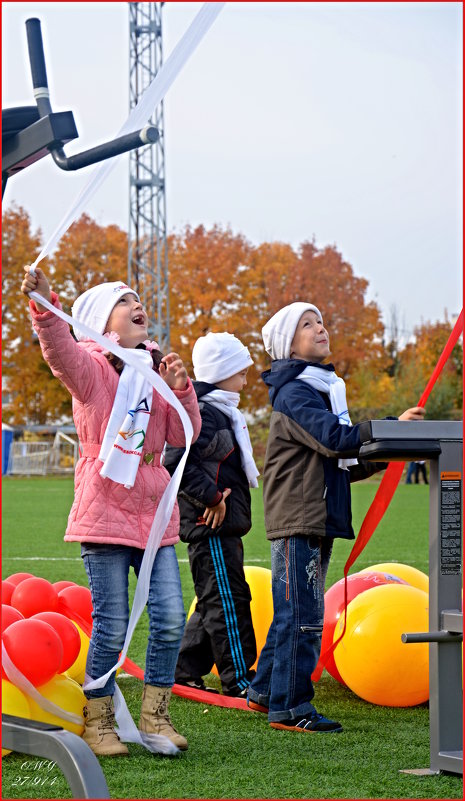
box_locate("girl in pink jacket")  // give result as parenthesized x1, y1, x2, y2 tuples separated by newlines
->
(22, 266, 202, 757)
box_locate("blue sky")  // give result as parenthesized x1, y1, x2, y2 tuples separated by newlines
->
(2, 2, 462, 340)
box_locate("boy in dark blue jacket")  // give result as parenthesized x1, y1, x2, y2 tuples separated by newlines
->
(164, 332, 259, 697)
(247, 302, 425, 732)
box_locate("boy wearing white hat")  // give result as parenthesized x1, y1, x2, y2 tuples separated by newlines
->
(247, 302, 425, 732)
(164, 332, 260, 697)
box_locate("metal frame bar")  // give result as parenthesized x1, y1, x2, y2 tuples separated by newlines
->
(2, 715, 109, 799)
(359, 420, 463, 776)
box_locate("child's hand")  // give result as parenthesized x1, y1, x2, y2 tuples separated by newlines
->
(21, 266, 52, 312)
(159, 352, 188, 390)
(203, 488, 232, 529)
(398, 406, 426, 421)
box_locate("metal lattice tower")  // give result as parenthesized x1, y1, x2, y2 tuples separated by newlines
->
(128, 2, 169, 351)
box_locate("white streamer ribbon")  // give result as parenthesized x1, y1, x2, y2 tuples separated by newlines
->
(29, 2, 225, 270)
(17, 1, 225, 754)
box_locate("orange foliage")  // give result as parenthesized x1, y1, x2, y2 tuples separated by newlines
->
(6, 211, 457, 428)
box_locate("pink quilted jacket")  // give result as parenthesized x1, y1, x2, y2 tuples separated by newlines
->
(30, 294, 202, 549)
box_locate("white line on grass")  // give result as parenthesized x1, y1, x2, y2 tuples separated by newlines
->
(2, 555, 428, 570)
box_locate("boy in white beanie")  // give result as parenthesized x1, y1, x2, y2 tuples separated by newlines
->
(247, 302, 425, 732)
(164, 332, 260, 697)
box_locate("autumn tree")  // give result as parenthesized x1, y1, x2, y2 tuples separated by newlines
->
(2, 210, 127, 425)
(167, 224, 265, 409)
(8, 210, 456, 437)
(167, 226, 391, 422)
(2, 206, 70, 425)
(51, 213, 128, 313)
(393, 318, 462, 420)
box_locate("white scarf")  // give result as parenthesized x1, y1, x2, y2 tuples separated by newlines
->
(201, 390, 260, 488)
(99, 350, 154, 488)
(296, 366, 358, 470)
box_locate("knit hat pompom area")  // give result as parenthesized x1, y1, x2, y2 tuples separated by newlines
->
(262, 301, 323, 360)
(192, 332, 253, 384)
(71, 282, 139, 342)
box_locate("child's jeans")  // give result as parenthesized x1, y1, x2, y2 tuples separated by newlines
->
(248, 534, 332, 722)
(81, 543, 185, 698)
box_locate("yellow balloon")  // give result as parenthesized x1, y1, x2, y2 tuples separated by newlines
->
(26, 673, 85, 736)
(2, 679, 32, 756)
(187, 565, 273, 675)
(359, 563, 429, 593)
(245, 566, 273, 670)
(65, 622, 90, 685)
(333, 583, 429, 707)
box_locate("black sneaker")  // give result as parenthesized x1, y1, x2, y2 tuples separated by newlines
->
(176, 678, 219, 694)
(270, 713, 343, 733)
(222, 686, 249, 698)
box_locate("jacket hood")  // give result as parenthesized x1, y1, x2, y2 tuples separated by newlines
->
(262, 359, 336, 403)
(193, 380, 220, 400)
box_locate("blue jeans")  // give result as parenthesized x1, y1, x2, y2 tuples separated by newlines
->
(248, 535, 332, 722)
(81, 543, 185, 698)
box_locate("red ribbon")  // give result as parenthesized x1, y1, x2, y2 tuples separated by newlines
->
(315, 309, 463, 679)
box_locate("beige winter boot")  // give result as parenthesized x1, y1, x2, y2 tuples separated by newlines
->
(82, 696, 129, 756)
(139, 684, 188, 751)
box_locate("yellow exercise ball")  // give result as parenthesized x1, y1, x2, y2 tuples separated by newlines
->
(245, 565, 273, 670)
(64, 622, 89, 685)
(188, 565, 273, 673)
(333, 583, 429, 707)
(27, 673, 85, 736)
(359, 563, 429, 593)
(2, 679, 32, 755)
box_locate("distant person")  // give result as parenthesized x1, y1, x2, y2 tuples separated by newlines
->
(21, 266, 202, 756)
(405, 462, 416, 484)
(247, 301, 425, 733)
(415, 460, 428, 484)
(164, 332, 259, 697)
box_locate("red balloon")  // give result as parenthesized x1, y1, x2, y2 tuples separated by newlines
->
(10, 577, 59, 618)
(2, 580, 16, 605)
(1, 605, 25, 677)
(31, 612, 81, 673)
(5, 572, 34, 587)
(2, 619, 63, 686)
(53, 580, 77, 592)
(58, 585, 93, 627)
(1, 605, 24, 633)
(313, 570, 408, 684)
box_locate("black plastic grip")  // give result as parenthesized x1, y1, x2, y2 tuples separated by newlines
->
(26, 18, 49, 89)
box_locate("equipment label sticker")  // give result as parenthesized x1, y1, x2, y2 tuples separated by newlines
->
(440, 476, 462, 575)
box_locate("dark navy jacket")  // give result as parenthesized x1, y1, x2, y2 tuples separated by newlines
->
(261, 359, 385, 541)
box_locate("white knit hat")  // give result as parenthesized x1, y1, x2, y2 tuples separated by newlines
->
(71, 282, 139, 342)
(262, 302, 323, 360)
(192, 332, 253, 384)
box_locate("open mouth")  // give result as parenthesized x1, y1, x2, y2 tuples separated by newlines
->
(132, 314, 146, 326)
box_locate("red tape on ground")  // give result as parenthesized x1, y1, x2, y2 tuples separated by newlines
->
(122, 657, 249, 709)
(60, 601, 249, 709)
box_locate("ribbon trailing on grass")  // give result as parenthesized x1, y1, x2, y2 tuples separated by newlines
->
(15, 2, 226, 750)
(25, 292, 193, 753)
(314, 309, 464, 680)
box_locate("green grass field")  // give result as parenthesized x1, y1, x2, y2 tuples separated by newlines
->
(1, 475, 462, 800)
